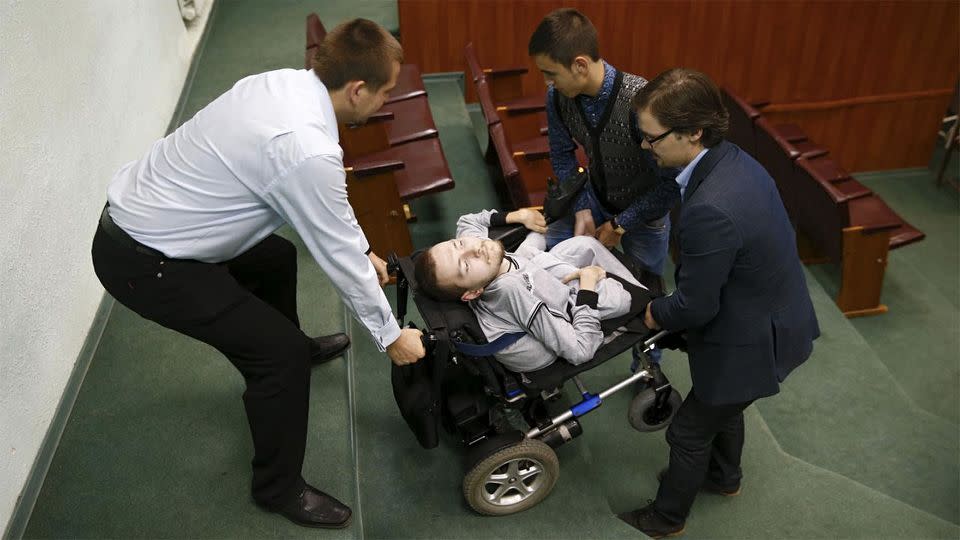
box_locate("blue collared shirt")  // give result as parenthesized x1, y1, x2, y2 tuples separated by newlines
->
(675, 148, 710, 201)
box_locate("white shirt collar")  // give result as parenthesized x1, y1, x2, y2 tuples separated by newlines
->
(306, 69, 339, 144)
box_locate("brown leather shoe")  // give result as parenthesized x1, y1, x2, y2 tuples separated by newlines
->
(266, 484, 352, 529)
(310, 333, 350, 365)
(617, 501, 685, 538)
(657, 468, 741, 496)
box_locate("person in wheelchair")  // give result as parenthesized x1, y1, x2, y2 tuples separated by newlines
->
(414, 208, 649, 373)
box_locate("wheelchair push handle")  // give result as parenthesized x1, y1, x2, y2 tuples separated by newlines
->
(642, 330, 670, 352)
(405, 322, 436, 357)
(386, 253, 401, 276)
(388, 253, 410, 325)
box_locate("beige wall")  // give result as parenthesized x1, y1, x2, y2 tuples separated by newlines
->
(0, 0, 213, 532)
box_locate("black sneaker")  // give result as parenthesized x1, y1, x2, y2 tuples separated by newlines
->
(616, 501, 685, 538)
(657, 468, 742, 496)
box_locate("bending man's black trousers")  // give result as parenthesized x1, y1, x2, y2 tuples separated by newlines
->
(92, 224, 310, 508)
(654, 390, 752, 523)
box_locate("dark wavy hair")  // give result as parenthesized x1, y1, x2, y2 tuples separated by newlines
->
(632, 68, 729, 147)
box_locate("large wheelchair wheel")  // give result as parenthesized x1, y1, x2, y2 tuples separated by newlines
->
(628, 387, 682, 432)
(463, 439, 559, 516)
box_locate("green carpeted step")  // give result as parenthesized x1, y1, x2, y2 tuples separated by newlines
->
(570, 346, 958, 538)
(756, 267, 959, 524)
(579, 356, 959, 538)
(809, 170, 959, 424)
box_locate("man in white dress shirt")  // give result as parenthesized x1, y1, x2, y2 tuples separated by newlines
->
(91, 19, 423, 529)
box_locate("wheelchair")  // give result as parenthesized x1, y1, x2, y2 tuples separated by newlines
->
(387, 225, 684, 516)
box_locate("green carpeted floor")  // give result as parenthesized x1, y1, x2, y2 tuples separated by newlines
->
(21, 1, 960, 538)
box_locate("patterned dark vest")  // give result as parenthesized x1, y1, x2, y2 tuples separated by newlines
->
(554, 70, 660, 215)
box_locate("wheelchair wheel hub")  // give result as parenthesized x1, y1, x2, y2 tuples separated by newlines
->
(464, 439, 560, 515)
(483, 457, 546, 506)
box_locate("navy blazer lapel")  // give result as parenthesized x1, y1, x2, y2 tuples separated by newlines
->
(673, 141, 735, 274)
(682, 140, 733, 203)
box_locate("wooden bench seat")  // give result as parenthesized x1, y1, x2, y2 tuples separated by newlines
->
(379, 94, 439, 146)
(753, 116, 829, 217)
(793, 156, 923, 317)
(341, 116, 454, 201)
(721, 88, 767, 157)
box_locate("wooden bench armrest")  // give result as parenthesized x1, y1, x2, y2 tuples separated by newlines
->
(773, 123, 808, 143)
(847, 195, 903, 233)
(385, 89, 428, 104)
(824, 179, 872, 204)
(511, 136, 550, 160)
(390, 128, 438, 146)
(802, 148, 830, 160)
(349, 111, 394, 125)
(489, 124, 519, 177)
(475, 79, 502, 125)
(484, 66, 528, 78)
(498, 94, 547, 114)
(347, 159, 405, 176)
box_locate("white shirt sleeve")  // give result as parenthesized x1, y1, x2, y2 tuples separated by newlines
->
(261, 152, 401, 351)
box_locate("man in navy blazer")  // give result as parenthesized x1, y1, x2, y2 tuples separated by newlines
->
(617, 69, 819, 538)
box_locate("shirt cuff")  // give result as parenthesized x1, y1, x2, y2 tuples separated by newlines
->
(572, 190, 590, 212)
(369, 315, 402, 352)
(649, 298, 669, 331)
(575, 289, 600, 309)
(489, 211, 508, 227)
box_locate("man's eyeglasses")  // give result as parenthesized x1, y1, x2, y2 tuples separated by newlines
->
(641, 128, 677, 146)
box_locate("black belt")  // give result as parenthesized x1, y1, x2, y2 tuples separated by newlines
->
(99, 204, 165, 258)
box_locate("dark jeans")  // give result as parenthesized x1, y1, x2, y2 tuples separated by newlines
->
(92, 224, 310, 508)
(654, 390, 753, 523)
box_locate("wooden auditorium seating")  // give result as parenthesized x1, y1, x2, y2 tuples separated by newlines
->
(788, 151, 924, 317)
(753, 116, 828, 217)
(466, 44, 546, 142)
(340, 113, 454, 202)
(466, 42, 589, 208)
(721, 88, 766, 157)
(463, 41, 531, 103)
(344, 159, 413, 257)
(476, 78, 552, 207)
(305, 14, 437, 148)
(724, 87, 926, 317)
(797, 157, 925, 250)
(793, 156, 898, 316)
(377, 95, 439, 146)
